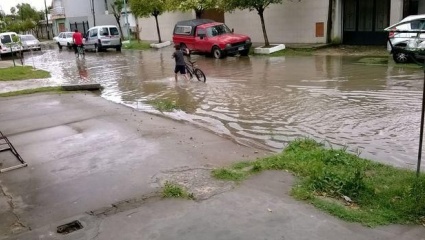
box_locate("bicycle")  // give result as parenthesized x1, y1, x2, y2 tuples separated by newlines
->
(185, 60, 206, 82)
(76, 45, 85, 58)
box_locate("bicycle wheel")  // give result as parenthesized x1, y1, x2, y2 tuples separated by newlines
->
(186, 66, 193, 79)
(194, 68, 206, 82)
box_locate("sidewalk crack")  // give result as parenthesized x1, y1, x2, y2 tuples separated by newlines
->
(0, 181, 30, 233)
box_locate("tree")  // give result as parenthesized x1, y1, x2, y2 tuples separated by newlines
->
(129, 0, 168, 43)
(17, 3, 39, 22)
(111, 0, 125, 40)
(170, 0, 222, 19)
(10, 7, 16, 16)
(225, 0, 299, 46)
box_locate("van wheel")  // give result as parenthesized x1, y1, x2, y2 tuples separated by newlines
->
(57, 43, 62, 50)
(212, 46, 224, 59)
(393, 51, 410, 63)
(94, 44, 99, 53)
(116, 46, 121, 52)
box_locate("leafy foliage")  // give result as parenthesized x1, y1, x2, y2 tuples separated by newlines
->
(169, 0, 223, 18)
(129, 0, 167, 18)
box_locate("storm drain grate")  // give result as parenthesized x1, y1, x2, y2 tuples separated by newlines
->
(57, 220, 83, 234)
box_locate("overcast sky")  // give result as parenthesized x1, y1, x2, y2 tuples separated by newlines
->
(0, 0, 47, 14)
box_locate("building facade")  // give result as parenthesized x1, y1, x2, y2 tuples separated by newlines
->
(50, 0, 123, 36)
(136, 0, 425, 45)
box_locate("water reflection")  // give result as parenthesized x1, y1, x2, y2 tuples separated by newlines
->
(12, 47, 425, 168)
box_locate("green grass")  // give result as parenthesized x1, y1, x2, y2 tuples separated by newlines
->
(148, 99, 180, 112)
(0, 86, 65, 97)
(212, 138, 425, 226)
(123, 41, 151, 50)
(0, 66, 50, 81)
(162, 181, 194, 199)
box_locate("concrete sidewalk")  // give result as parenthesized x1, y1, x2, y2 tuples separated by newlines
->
(0, 93, 424, 240)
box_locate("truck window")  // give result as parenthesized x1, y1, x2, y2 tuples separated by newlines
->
(174, 26, 192, 35)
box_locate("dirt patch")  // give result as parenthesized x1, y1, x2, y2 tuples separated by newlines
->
(314, 45, 388, 56)
(151, 166, 236, 201)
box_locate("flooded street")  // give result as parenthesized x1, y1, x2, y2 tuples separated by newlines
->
(6, 46, 425, 168)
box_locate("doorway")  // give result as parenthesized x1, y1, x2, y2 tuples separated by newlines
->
(343, 0, 390, 45)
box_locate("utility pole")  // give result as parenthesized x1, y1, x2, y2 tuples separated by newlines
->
(123, 0, 130, 41)
(44, 0, 50, 39)
(91, 0, 96, 26)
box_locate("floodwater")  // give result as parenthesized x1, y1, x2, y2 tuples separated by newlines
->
(5, 45, 425, 168)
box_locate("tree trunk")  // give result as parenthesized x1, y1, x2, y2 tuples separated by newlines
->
(136, 23, 140, 43)
(114, 16, 124, 40)
(195, 9, 203, 19)
(154, 14, 162, 43)
(257, 9, 269, 47)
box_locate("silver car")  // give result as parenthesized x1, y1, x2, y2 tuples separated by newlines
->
(19, 34, 41, 51)
(84, 25, 122, 52)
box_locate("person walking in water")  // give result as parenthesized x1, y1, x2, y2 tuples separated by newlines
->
(172, 45, 189, 82)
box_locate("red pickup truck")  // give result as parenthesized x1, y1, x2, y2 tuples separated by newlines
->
(172, 19, 252, 59)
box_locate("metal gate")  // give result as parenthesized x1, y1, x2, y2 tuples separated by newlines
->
(343, 0, 390, 45)
(69, 21, 90, 34)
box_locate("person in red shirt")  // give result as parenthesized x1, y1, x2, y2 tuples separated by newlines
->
(72, 29, 83, 55)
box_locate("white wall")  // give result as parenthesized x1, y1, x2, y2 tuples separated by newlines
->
(419, 0, 425, 14)
(224, 1, 329, 44)
(390, 0, 404, 24)
(137, 11, 194, 42)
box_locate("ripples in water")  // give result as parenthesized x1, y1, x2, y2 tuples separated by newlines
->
(10, 47, 425, 168)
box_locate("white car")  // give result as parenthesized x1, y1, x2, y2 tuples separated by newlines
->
(0, 32, 22, 55)
(385, 14, 425, 63)
(19, 34, 41, 51)
(54, 32, 74, 50)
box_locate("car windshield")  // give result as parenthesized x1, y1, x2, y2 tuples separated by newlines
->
(21, 35, 36, 41)
(110, 27, 119, 36)
(206, 24, 232, 37)
(0, 35, 12, 44)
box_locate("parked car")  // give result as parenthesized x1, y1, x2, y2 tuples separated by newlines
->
(84, 25, 121, 52)
(385, 14, 425, 63)
(19, 34, 41, 51)
(172, 19, 252, 59)
(0, 32, 22, 55)
(54, 32, 74, 50)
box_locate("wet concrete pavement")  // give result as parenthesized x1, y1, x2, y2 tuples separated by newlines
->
(1, 93, 425, 240)
(1, 46, 423, 169)
(0, 93, 269, 239)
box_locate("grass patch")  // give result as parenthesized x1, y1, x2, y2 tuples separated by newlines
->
(148, 99, 179, 112)
(123, 41, 151, 50)
(213, 138, 425, 226)
(162, 181, 194, 199)
(0, 86, 64, 97)
(0, 66, 50, 81)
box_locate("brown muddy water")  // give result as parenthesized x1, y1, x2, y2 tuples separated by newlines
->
(3, 46, 425, 168)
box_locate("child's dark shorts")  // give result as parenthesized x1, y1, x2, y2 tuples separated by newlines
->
(174, 65, 186, 74)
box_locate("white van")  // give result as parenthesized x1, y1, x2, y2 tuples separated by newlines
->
(0, 32, 22, 55)
(84, 25, 122, 52)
